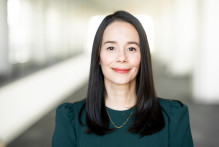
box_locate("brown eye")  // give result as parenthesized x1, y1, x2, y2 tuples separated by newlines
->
(107, 46, 114, 50)
(128, 47, 136, 51)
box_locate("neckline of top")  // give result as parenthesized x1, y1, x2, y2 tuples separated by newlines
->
(105, 106, 135, 112)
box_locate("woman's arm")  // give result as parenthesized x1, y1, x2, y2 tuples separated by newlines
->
(169, 100, 194, 147)
(52, 103, 77, 147)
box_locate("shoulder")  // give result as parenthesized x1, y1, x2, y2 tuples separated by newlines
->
(158, 98, 193, 146)
(53, 100, 85, 146)
(158, 97, 187, 110)
(158, 97, 189, 118)
(56, 99, 86, 120)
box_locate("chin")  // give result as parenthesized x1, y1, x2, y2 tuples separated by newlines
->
(111, 78, 135, 85)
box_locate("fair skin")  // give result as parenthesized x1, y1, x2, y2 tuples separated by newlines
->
(100, 21, 141, 110)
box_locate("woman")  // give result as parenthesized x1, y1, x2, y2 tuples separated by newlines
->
(52, 11, 193, 147)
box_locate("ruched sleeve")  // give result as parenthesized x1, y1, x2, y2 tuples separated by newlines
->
(52, 103, 77, 147)
(168, 100, 193, 147)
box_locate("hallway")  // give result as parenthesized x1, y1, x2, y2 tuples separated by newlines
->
(1, 0, 219, 146)
(7, 61, 219, 147)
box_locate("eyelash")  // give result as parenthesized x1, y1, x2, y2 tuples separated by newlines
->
(128, 47, 136, 51)
(106, 46, 137, 51)
(107, 46, 114, 50)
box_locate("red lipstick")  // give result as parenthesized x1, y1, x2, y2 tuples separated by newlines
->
(112, 68, 130, 74)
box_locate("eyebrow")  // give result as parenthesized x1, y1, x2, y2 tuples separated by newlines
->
(103, 41, 140, 46)
(103, 41, 116, 44)
(127, 41, 140, 46)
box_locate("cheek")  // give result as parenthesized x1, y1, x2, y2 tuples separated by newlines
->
(131, 54, 141, 68)
(100, 51, 114, 66)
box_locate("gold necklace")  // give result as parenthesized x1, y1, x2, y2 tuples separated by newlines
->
(106, 108, 134, 128)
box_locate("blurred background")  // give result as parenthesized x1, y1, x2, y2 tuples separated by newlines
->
(0, 0, 219, 146)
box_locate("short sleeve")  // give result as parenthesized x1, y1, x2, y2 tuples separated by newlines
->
(169, 100, 193, 147)
(52, 103, 77, 147)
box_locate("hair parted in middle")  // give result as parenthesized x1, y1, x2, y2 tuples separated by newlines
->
(79, 10, 165, 137)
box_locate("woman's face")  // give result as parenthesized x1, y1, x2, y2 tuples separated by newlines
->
(100, 21, 141, 85)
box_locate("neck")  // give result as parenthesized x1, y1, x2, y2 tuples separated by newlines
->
(104, 79, 137, 110)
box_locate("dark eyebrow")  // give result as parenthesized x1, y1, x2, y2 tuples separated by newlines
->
(103, 41, 139, 46)
(103, 41, 116, 44)
(127, 41, 140, 46)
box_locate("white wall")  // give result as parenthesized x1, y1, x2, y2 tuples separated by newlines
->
(193, 0, 219, 103)
(0, 0, 11, 77)
(0, 54, 90, 144)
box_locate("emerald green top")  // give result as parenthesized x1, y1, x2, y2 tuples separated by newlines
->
(52, 98, 193, 147)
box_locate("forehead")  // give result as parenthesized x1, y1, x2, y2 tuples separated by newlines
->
(102, 21, 139, 42)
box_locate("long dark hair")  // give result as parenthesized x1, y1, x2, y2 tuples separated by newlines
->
(79, 10, 165, 137)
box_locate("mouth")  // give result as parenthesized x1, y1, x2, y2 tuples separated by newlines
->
(112, 68, 130, 74)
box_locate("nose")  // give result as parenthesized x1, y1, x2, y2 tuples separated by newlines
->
(117, 49, 127, 63)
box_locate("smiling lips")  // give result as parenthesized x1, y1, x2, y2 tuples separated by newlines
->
(112, 68, 130, 74)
